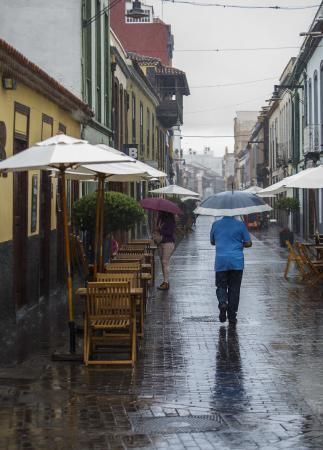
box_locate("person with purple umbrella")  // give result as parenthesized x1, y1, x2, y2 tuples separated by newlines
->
(140, 197, 183, 291)
(156, 211, 176, 291)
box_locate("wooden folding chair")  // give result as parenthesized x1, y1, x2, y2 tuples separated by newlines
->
(104, 262, 150, 315)
(113, 253, 153, 279)
(117, 248, 150, 264)
(113, 254, 152, 277)
(84, 282, 137, 366)
(297, 243, 323, 286)
(128, 240, 154, 251)
(127, 240, 157, 279)
(97, 272, 145, 337)
(104, 262, 142, 280)
(284, 240, 307, 280)
(119, 244, 155, 280)
(120, 244, 147, 253)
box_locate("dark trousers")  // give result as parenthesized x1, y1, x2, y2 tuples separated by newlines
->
(215, 270, 243, 320)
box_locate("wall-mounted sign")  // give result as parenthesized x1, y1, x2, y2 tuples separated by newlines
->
(123, 144, 138, 159)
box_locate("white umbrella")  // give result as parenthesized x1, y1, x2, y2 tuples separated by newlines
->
(257, 168, 322, 196)
(283, 166, 323, 189)
(84, 147, 166, 273)
(59, 162, 149, 181)
(81, 162, 150, 181)
(194, 191, 272, 217)
(133, 160, 166, 179)
(258, 178, 292, 196)
(95, 144, 167, 179)
(0, 134, 131, 172)
(282, 166, 323, 233)
(0, 134, 133, 354)
(181, 196, 201, 202)
(243, 185, 276, 197)
(149, 184, 200, 196)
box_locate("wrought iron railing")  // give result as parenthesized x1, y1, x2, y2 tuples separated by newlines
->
(304, 125, 320, 154)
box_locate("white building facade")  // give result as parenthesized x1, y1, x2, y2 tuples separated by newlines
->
(1, 0, 113, 145)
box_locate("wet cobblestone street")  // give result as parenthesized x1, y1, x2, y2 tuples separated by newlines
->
(1, 216, 323, 449)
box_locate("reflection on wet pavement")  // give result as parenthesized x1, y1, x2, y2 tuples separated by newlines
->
(1, 217, 323, 449)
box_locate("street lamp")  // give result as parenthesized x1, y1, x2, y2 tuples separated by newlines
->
(274, 84, 303, 91)
(83, 0, 148, 27)
(299, 31, 323, 38)
(126, 0, 149, 19)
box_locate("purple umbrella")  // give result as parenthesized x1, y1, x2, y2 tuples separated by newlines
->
(140, 197, 183, 215)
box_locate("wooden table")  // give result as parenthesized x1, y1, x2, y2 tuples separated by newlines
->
(76, 286, 143, 299)
(76, 286, 145, 336)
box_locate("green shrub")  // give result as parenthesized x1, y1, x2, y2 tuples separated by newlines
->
(275, 197, 300, 214)
(72, 191, 145, 236)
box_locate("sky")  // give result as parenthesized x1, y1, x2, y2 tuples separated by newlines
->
(146, 0, 319, 156)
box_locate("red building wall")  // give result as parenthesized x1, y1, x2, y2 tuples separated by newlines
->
(110, 0, 172, 66)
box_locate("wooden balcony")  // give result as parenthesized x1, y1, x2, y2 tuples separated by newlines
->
(156, 100, 182, 129)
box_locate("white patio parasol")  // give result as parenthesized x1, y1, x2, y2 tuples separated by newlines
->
(149, 184, 200, 197)
(83, 146, 166, 274)
(0, 134, 133, 355)
(257, 170, 313, 196)
(281, 166, 323, 232)
(0, 134, 131, 171)
(181, 196, 201, 202)
(257, 178, 292, 196)
(283, 166, 323, 189)
(244, 185, 276, 198)
(95, 144, 167, 179)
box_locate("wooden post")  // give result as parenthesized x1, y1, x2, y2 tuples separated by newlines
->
(93, 177, 102, 279)
(98, 175, 105, 272)
(60, 169, 75, 353)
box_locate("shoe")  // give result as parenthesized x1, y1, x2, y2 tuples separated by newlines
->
(228, 318, 237, 325)
(157, 282, 169, 290)
(219, 305, 227, 323)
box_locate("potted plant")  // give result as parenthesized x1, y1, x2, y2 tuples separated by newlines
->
(72, 191, 145, 259)
(274, 197, 300, 247)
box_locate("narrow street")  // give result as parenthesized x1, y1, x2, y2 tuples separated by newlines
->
(1, 217, 323, 449)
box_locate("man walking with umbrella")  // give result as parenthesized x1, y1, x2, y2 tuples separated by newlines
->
(194, 190, 271, 324)
(210, 216, 252, 325)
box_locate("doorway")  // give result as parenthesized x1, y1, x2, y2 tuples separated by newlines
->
(12, 138, 28, 308)
(39, 171, 51, 297)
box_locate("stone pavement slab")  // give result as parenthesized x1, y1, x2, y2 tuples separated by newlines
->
(1, 217, 323, 449)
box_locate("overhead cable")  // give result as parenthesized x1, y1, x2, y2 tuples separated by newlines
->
(182, 134, 251, 138)
(175, 46, 303, 52)
(84, 0, 122, 26)
(185, 96, 264, 114)
(190, 76, 277, 89)
(162, 1, 319, 10)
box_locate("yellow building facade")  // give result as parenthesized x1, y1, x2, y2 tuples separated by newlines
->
(0, 39, 92, 315)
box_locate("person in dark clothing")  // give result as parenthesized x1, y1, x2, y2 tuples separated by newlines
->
(210, 216, 252, 324)
(156, 211, 176, 290)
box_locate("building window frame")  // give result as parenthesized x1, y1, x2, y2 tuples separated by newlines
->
(132, 93, 136, 144)
(41, 113, 53, 140)
(140, 101, 143, 155)
(146, 107, 150, 158)
(308, 78, 313, 126)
